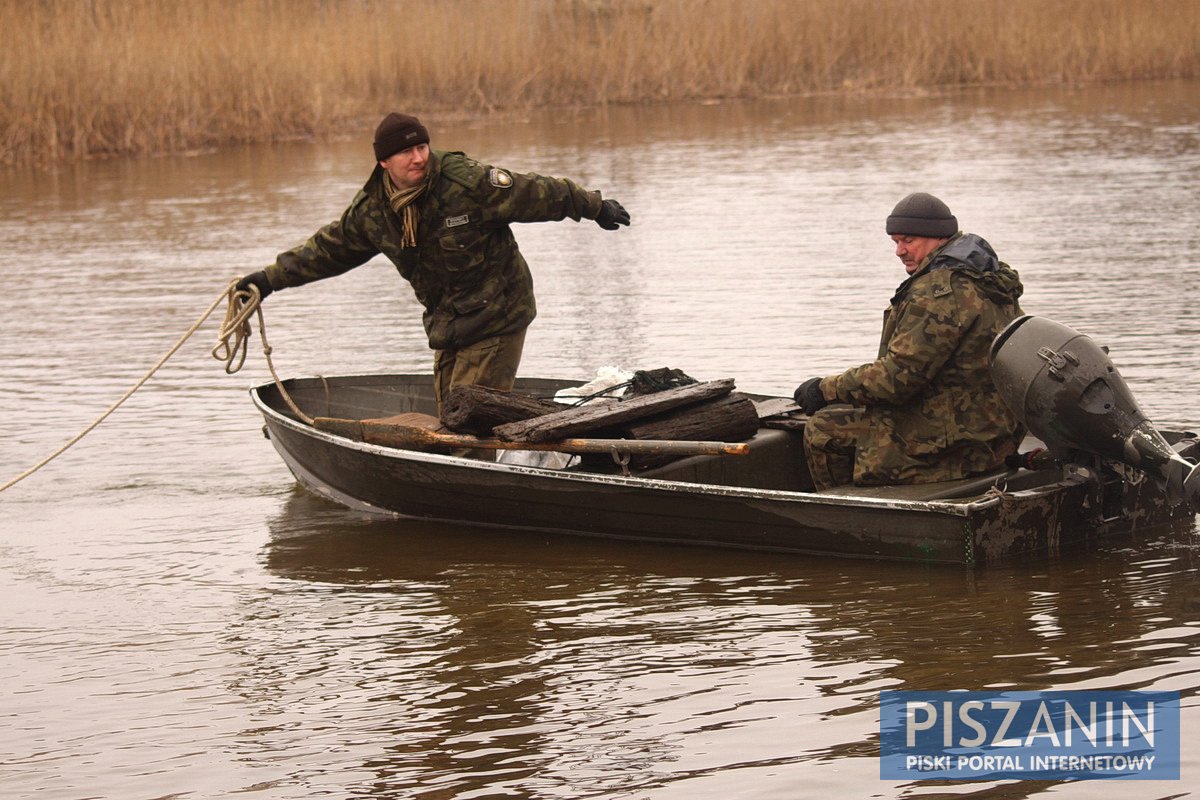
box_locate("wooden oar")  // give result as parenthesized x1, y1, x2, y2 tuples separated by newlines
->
(313, 415, 750, 457)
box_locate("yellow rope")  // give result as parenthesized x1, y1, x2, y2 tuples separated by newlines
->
(1, 279, 309, 494)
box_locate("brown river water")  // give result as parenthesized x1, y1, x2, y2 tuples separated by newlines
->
(2, 80, 1199, 799)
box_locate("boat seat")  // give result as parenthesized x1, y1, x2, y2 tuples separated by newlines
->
(816, 468, 1019, 501)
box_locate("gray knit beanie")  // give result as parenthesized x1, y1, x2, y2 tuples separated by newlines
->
(885, 193, 958, 237)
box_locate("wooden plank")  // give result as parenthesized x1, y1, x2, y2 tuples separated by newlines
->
(753, 397, 802, 419)
(626, 394, 760, 442)
(440, 384, 569, 435)
(762, 418, 807, 431)
(493, 378, 736, 443)
(314, 412, 444, 442)
(313, 415, 749, 457)
(624, 393, 761, 469)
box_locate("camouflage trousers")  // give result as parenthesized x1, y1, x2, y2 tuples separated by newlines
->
(432, 326, 527, 414)
(803, 405, 874, 490)
(803, 404, 1011, 490)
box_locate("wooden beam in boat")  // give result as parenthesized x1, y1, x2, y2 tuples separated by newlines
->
(622, 394, 761, 469)
(625, 393, 759, 442)
(439, 384, 570, 436)
(753, 397, 803, 419)
(313, 414, 750, 457)
(493, 378, 736, 443)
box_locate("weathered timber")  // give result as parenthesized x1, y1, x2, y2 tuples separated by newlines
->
(315, 412, 445, 443)
(313, 414, 749, 457)
(753, 397, 802, 419)
(440, 384, 569, 435)
(492, 378, 736, 443)
(762, 417, 807, 432)
(754, 397, 807, 431)
(625, 393, 760, 442)
(623, 393, 761, 469)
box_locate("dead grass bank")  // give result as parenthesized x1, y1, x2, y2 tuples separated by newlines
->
(3, 0, 1197, 165)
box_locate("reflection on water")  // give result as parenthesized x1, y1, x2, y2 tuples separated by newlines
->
(239, 490, 1200, 799)
(1, 80, 1199, 798)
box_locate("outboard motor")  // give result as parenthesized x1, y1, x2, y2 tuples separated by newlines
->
(990, 315, 1200, 512)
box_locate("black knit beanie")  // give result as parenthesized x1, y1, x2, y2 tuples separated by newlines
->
(373, 113, 430, 161)
(885, 193, 958, 238)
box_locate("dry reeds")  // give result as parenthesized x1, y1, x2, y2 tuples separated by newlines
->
(3, 0, 1198, 166)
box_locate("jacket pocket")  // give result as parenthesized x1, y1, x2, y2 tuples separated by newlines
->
(448, 279, 507, 345)
(437, 225, 487, 272)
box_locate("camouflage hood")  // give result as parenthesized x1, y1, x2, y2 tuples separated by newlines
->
(892, 233, 1023, 307)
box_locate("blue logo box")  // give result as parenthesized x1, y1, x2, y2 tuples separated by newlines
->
(879, 690, 1180, 780)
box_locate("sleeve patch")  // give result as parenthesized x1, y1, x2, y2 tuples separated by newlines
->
(489, 168, 513, 188)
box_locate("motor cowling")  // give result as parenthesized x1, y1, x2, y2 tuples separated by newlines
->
(990, 315, 1200, 511)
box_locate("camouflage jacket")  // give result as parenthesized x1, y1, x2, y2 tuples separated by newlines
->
(264, 150, 605, 350)
(820, 233, 1025, 483)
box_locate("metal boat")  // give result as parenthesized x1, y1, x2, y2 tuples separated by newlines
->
(251, 331, 1199, 566)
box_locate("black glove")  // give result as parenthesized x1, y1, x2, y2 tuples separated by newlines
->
(236, 270, 273, 300)
(794, 377, 829, 415)
(595, 199, 630, 230)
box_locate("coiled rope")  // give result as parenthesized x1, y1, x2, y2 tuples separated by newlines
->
(210, 282, 313, 424)
(1, 279, 309, 493)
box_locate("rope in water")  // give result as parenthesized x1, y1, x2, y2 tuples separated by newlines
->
(0, 280, 309, 494)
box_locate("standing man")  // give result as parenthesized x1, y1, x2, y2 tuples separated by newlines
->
(793, 193, 1024, 490)
(237, 112, 630, 410)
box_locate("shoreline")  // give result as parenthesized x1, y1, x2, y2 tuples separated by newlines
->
(5, 0, 1196, 168)
(10, 75, 1191, 169)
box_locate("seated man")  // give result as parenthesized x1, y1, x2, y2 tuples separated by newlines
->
(794, 193, 1025, 490)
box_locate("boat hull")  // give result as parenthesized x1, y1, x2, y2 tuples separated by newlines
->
(251, 375, 1196, 566)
